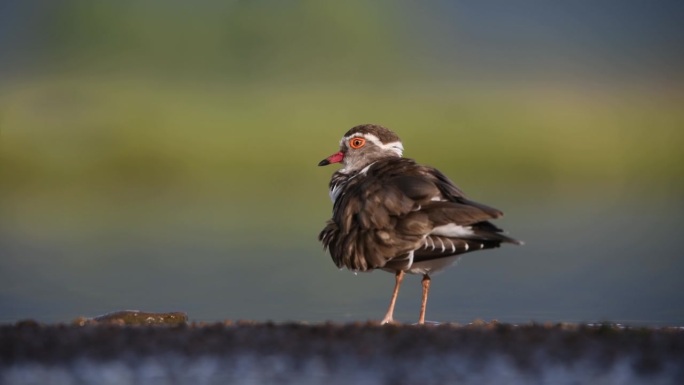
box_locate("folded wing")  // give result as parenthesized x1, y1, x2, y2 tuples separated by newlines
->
(319, 158, 521, 272)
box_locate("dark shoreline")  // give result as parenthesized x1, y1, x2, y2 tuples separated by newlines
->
(2, 321, 684, 384)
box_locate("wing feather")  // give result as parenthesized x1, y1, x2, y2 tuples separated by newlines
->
(319, 157, 521, 271)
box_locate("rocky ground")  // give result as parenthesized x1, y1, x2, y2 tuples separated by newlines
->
(2, 318, 683, 385)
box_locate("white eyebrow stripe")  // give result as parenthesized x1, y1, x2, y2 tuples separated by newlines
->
(343, 133, 404, 156)
(382, 141, 404, 156)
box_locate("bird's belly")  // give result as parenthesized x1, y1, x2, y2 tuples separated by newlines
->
(406, 255, 462, 275)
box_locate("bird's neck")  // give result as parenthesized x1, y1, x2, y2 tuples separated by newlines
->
(328, 171, 351, 203)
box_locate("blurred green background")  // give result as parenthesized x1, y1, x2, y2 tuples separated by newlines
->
(1, 0, 683, 325)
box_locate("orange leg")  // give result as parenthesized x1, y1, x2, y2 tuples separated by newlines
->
(381, 270, 405, 324)
(418, 274, 431, 324)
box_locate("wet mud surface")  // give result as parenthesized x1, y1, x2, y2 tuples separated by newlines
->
(2, 319, 683, 384)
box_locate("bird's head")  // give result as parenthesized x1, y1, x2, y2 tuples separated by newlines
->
(318, 124, 404, 173)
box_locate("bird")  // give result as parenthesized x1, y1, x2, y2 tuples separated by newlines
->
(318, 124, 522, 324)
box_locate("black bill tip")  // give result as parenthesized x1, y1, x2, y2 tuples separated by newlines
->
(318, 159, 330, 166)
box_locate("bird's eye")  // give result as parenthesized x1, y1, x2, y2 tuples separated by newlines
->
(349, 138, 366, 149)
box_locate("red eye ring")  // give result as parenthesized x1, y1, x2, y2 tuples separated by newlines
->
(349, 137, 366, 149)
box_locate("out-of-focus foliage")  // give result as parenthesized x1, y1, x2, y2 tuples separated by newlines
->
(25, 0, 405, 81)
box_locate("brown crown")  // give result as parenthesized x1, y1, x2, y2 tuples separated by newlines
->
(343, 124, 402, 144)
